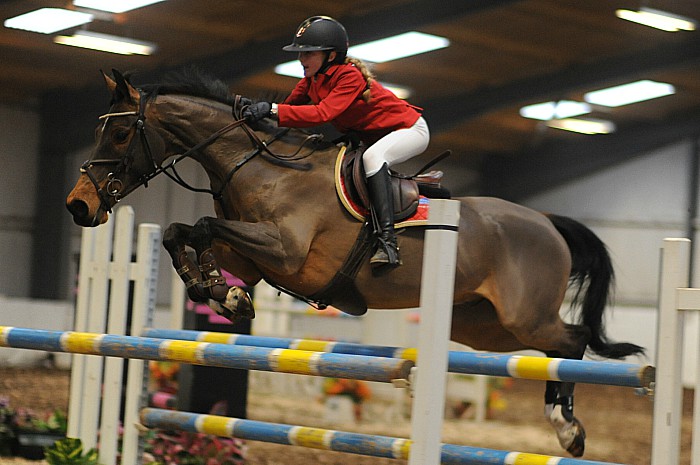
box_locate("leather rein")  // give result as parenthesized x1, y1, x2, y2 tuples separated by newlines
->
(80, 92, 315, 215)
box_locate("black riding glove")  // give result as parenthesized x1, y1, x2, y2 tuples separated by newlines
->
(242, 101, 271, 123)
(232, 97, 252, 117)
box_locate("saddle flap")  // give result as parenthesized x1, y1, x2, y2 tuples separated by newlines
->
(341, 146, 420, 222)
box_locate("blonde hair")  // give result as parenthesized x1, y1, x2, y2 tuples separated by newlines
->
(345, 57, 374, 102)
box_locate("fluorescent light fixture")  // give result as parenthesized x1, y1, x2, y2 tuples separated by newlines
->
(274, 61, 303, 78)
(4, 8, 93, 34)
(584, 80, 675, 107)
(348, 31, 449, 63)
(73, 0, 166, 14)
(616, 7, 696, 32)
(519, 100, 591, 120)
(54, 30, 156, 55)
(547, 118, 616, 135)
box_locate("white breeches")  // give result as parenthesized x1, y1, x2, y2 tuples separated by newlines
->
(362, 116, 430, 177)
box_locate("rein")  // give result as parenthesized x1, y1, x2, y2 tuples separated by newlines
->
(80, 92, 312, 215)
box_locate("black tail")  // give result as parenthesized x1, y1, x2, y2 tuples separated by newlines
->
(546, 214, 645, 359)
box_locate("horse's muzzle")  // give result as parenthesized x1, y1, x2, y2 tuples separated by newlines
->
(66, 198, 104, 227)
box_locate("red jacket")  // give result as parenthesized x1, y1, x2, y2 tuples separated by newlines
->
(278, 62, 422, 144)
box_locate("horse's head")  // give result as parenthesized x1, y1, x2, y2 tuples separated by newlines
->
(66, 69, 169, 226)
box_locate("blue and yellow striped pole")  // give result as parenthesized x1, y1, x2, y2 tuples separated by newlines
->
(142, 328, 654, 388)
(140, 408, 628, 465)
(0, 326, 412, 383)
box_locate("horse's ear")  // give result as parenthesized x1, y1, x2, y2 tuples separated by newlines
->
(110, 68, 140, 104)
(102, 69, 117, 94)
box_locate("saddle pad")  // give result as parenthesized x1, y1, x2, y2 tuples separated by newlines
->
(334, 146, 429, 228)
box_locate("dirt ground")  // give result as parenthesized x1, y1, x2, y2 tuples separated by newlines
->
(0, 367, 693, 465)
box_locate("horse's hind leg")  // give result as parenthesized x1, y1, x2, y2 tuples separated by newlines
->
(542, 325, 590, 457)
(163, 222, 208, 303)
(493, 287, 590, 456)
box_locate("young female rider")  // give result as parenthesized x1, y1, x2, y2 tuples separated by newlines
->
(242, 16, 430, 268)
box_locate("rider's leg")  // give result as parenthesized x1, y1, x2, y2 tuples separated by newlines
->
(367, 163, 400, 266)
(363, 117, 429, 267)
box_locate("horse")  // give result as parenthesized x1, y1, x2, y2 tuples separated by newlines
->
(66, 69, 644, 457)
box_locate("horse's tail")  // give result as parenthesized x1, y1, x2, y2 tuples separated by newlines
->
(546, 213, 645, 359)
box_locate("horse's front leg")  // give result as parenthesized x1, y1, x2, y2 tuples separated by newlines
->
(188, 216, 299, 323)
(162, 222, 208, 303)
(162, 222, 255, 322)
(545, 381, 586, 457)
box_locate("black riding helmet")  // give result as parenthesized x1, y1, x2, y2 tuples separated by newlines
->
(283, 16, 349, 64)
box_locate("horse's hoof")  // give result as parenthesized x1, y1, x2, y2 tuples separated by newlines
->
(565, 418, 586, 457)
(208, 287, 255, 324)
(547, 404, 586, 457)
(225, 286, 255, 320)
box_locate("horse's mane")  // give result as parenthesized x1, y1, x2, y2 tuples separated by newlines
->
(125, 68, 335, 156)
(133, 68, 235, 106)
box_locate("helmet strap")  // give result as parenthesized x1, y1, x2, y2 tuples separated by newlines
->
(317, 50, 335, 75)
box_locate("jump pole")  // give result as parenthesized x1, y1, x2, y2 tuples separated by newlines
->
(0, 327, 413, 383)
(143, 328, 654, 388)
(139, 408, 628, 465)
(409, 198, 460, 465)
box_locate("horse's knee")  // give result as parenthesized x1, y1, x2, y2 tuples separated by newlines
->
(162, 222, 191, 251)
(191, 217, 217, 250)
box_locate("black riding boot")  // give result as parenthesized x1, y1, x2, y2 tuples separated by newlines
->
(367, 164, 401, 267)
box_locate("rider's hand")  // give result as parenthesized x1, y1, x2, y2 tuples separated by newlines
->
(242, 101, 271, 123)
(233, 97, 252, 119)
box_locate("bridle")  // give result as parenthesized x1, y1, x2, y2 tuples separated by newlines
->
(80, 91, 317, 216)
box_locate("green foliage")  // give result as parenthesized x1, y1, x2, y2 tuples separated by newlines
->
(44, 437, 101, 465)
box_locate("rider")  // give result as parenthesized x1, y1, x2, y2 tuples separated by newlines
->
(242, 15, 430, 268)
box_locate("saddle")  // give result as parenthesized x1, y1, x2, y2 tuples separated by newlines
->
(339, 146, 451, 222)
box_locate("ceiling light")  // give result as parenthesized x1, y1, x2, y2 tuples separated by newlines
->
(584, 80, 675, 107)
(519, 100, 591, 120)
(547, 118, 616, 135)
(616, 7, 696, 32)
(348, 31, 450, 63)
(73, 0, 166, 14)
(4, 8, 93, 34)
(54, 30, 156, 55)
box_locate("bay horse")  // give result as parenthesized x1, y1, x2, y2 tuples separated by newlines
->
(66, 69, 643, 457)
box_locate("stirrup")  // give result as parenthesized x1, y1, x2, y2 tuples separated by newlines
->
(370, 238, 401, 267)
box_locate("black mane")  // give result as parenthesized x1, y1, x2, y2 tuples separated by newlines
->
(134, 68, 234, 106)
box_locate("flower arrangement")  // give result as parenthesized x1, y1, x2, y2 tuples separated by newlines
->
(143, 430, 246, 465)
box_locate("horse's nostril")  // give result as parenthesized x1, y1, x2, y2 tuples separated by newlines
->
(66, 199, 89, 220)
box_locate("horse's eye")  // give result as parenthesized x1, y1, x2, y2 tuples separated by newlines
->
(112, 129, 130, 144)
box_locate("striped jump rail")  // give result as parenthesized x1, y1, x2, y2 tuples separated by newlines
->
(0, 326, 411, 383)
(143, 328, 654, 389)
(140, 408, 628, 465)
